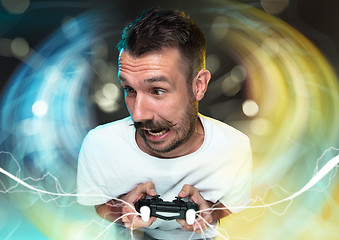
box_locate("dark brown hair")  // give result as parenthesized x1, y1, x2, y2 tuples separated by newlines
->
(117, 7, 206, 83)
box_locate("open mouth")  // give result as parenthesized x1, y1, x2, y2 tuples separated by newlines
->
(146, 129, 169, 136)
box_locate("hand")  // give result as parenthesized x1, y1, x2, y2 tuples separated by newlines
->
(176, 184, 213, 233)
(120, 181, 158, 230)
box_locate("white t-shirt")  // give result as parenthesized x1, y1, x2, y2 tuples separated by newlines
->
(77, 114, 252, 239)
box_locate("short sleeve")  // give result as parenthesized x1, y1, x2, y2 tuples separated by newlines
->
(219, 139, 252, 213)
(77, 131, 112, 206)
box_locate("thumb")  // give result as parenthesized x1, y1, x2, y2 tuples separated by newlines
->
(144, 181, 157, 196)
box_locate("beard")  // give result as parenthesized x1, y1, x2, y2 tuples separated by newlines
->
(134, 100, 198, 154)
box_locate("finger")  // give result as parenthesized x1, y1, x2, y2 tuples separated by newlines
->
(122, 215, 130, 223)
(189, 216, 210, 234)
(178, 184, 196, 198)
(183, 225, 194, 232)
(177, 217, 209, 234)
(132, 182, 157, 203)
(121, 204, 139, 224)
(198, 202, 214, 225)
(193, 222, 204, 234)
(122, 202, 135, 214)
(148, 216, 157, 226)
(126, 216, 143, 230)
(178, 185, 204, 205)
(129, 216, 157, 230)
(176, 219, 195, 232)
(141, 216, 157, 226)
(124, 222, 131, 229)
(200, 211, 213, 224)
(179, 184, 199, 201)
(193, 219, 208, 233)
(176, 218, 186, 227)
(141, 181, 157, 197)
(179, 185, 212, 218)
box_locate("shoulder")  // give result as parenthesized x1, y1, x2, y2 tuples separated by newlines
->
(199, 114, 252, 173)
(84, 116, 133, 144)
(200, 114, 250, 147)
(89, 116, 132, 135)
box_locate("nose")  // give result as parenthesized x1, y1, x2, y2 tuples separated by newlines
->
(131, 94, 153, 123)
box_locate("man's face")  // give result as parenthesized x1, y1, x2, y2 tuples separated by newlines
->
(118, 47, 199, 157)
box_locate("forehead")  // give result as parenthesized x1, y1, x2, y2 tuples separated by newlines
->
(118, 47, 186, 79)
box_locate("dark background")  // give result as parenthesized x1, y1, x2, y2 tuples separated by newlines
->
(0, 1, 338, 239)
(1, 0, 338, 125)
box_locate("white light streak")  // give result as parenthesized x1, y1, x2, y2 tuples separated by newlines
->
(0, 150, 338, 240)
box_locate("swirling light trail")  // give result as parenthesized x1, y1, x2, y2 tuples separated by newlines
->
(0, 1, 338, 239)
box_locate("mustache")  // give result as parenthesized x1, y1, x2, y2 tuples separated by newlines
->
(132, 120, 176, 131)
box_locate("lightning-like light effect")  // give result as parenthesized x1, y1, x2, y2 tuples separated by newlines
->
(1, 150, 338, 239)
(1, 1, 339, 240)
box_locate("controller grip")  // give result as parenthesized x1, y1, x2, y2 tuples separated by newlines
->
(185, 209, 196, 225)
(140, 206, 151, 222)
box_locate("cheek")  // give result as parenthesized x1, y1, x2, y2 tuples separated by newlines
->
(125, 97, 135, 113)
(156, 97, 188, 118)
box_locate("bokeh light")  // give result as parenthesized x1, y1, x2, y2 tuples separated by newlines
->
(11, 37, 30, 58)
(0, 0, 338, 239)
(206, 54, 221, 74)
(1, 0, 30, 14)
(260, 0, 290, 14)
(242, 99, 259, 117)
(211, 2, 339, 239)
(32, 100, 48, 117)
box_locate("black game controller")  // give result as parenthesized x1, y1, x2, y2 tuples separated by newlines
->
(135, 195, 198, 225)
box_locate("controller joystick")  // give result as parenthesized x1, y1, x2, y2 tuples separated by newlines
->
(140, 205, 151, 222)
(135, 195, 198, 225)
(185, 209, 196, 225)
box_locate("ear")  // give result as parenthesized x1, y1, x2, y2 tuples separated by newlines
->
(192, 69, 211, 101)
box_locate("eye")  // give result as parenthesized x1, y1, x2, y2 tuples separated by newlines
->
(124, 86, 136, 94)
(152, 89, 165, 96)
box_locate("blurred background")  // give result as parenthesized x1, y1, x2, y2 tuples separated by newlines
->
(0, 0, 338, 239)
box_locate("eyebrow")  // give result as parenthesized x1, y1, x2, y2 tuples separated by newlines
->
(144, 76, 171, 84)
(118, 75, 171, 85)
(118, 75, 127, 83)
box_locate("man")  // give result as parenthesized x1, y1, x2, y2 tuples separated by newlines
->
(77, 7, 252, 240)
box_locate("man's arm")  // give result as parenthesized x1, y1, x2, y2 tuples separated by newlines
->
(94, 182, 158, 230)
(209, 201, 232, 221)
(95, 198, 124, 223)
(176, 184, 231, 233)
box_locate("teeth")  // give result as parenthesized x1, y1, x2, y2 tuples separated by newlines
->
(147, 129, 167, 136)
